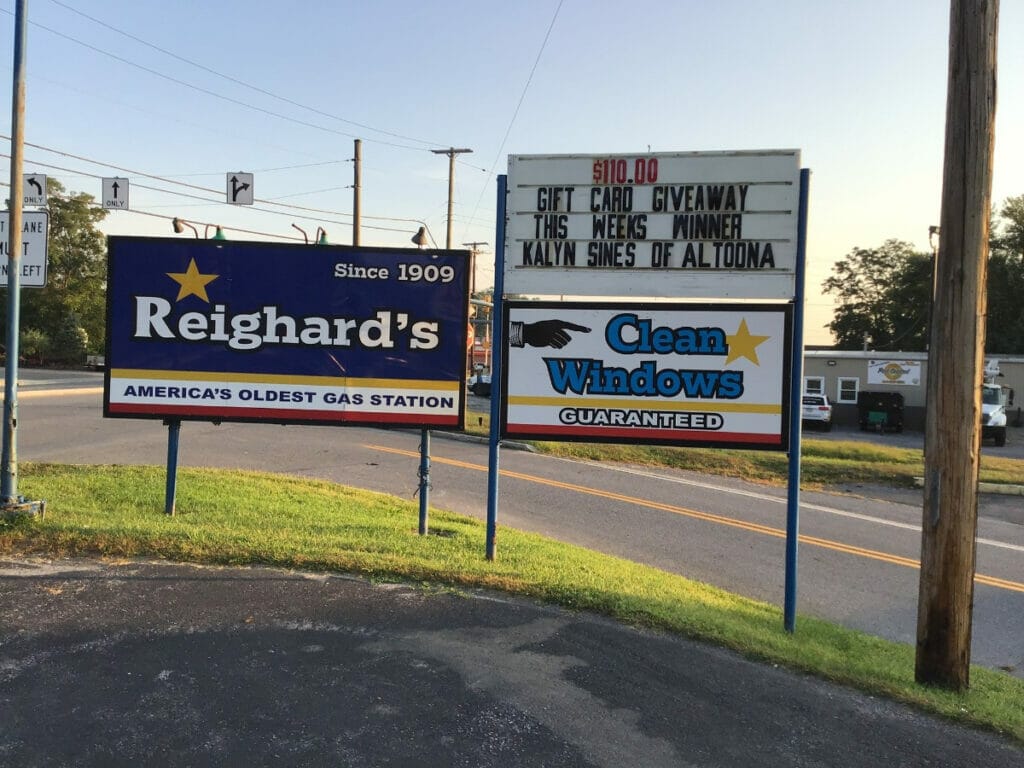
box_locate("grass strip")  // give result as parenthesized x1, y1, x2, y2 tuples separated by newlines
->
(465, 410, 1024, 488)
(2, 461, 1022, 743)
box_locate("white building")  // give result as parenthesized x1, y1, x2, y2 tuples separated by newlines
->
(802, 351, 1024, 432)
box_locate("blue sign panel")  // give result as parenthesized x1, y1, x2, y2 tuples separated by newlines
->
(104, 237, 469, 428)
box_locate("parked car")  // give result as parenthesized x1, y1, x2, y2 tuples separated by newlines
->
(801, 394, 832, 431)
(468, 372, 492, 397)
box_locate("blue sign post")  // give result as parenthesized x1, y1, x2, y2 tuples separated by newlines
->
(784, 168, 811, 633)
(485, 176, 508, 560)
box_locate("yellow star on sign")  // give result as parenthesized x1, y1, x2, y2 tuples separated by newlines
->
(725, 318, 770, 365)
(167, 258, 219, 302)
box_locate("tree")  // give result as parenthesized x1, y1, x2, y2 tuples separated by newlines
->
(985, 195, 1024, 354)
(823, 239, 933, 351)
(2, 178, 108, 361)
(992, 194, 1024, 258)
(823, 197, 1024, 354)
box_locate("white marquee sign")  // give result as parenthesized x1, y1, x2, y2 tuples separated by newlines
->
(505, 150, 800, 299)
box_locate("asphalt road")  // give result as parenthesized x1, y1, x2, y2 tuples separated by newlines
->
(6, 369, 1024, 681)
(2, 557, 1021, 767)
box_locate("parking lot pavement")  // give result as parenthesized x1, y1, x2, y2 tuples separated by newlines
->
(2, 557, 1021, 767)
(803, 423, 1024, 460)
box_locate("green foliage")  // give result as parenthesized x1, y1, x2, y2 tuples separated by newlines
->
(992, 194, 1024, 259)
(18, 327, 50, 365)
(2, 178, 108, 360)
(49, 312, 89, 363)
(823, 196, 1024, 353)
(986, 195, 1024, 353)
(822, 240, 932, 351)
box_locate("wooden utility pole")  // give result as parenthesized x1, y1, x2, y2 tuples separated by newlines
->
(352, 139, 361, 246)
(431, 148, 472, 248)
(916, 0, 998, 691)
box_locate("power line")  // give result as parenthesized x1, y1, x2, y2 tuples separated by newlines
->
(0, 179, 303, 241)
(0, 136, 440, 226)
(45, 0, 448, 150)
(461, 0, 564, 242)
(160, 160, 349, 178)
(0, 8, 434, 151)
(0, 152, 425, 236)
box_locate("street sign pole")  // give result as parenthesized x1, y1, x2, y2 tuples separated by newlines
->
(2, 0, 31, 511)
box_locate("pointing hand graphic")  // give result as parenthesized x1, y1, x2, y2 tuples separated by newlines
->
(510, 319, 591, 349)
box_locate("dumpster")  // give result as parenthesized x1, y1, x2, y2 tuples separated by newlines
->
(856, 391, 904, 433)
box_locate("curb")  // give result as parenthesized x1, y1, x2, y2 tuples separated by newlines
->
(913, 477, 1024, 496)
(431, 430, 536, 453)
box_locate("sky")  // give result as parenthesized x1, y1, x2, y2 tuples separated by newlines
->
(1, 0, 1021, 345)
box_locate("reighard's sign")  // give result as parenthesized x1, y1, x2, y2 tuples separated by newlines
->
(104, 237, 469, 429)
(501, 301, 792, 449)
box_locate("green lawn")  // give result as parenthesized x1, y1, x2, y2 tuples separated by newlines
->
(2, 461, 1022, 743)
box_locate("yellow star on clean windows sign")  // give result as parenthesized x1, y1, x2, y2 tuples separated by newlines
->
(167, 258, 219, 302)
(725, 318, 770, 365)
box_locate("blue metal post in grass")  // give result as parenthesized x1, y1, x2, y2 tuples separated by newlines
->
(418, 429, 430, 535)
(485, 175, 508, 561)
(164, 419, 181, 515)
(784, 168, 811, 633)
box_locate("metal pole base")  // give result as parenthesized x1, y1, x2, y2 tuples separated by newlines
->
(0, 497, 45, 521)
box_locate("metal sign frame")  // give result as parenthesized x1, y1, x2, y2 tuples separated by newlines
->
(487, 166, 811, 634)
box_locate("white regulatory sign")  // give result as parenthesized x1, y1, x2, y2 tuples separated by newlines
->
(23, 174, 47, 207)
(0, 211, 50, 287)
(504, 150, 801, 300)
(226, 172, 254, 205)
(102, 177, 130, 210)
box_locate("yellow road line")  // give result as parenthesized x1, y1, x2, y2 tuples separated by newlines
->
(365, 443, 1024, 594)
(9, 387, 104, 399)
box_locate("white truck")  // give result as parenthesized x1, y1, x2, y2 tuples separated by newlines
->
(982, 360, 1014, 447)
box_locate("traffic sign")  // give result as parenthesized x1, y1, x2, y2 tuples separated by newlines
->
(23, 174, 47, 207)
(102, 177, 130, 210)
(0, 210, 49, 287)
(226, 172, 254, 205)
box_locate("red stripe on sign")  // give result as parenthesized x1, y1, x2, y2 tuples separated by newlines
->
(108, 403, 458, 425)
(504, 423, 782, 444)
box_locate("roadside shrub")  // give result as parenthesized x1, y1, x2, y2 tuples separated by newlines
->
(49, 313, 88, 364)
(19, 328, 51, 365)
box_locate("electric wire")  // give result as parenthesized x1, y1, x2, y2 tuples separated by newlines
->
(0, 8, 432, 151)
(0, 137, 441, 228)
(162, 160, 349, 178)
(0, 177, 300, 241)
(1, 9, 491, 236)
(0, 152, 428, 237)
(460, 0, 564, 242)
(44, 0, 448, 150)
